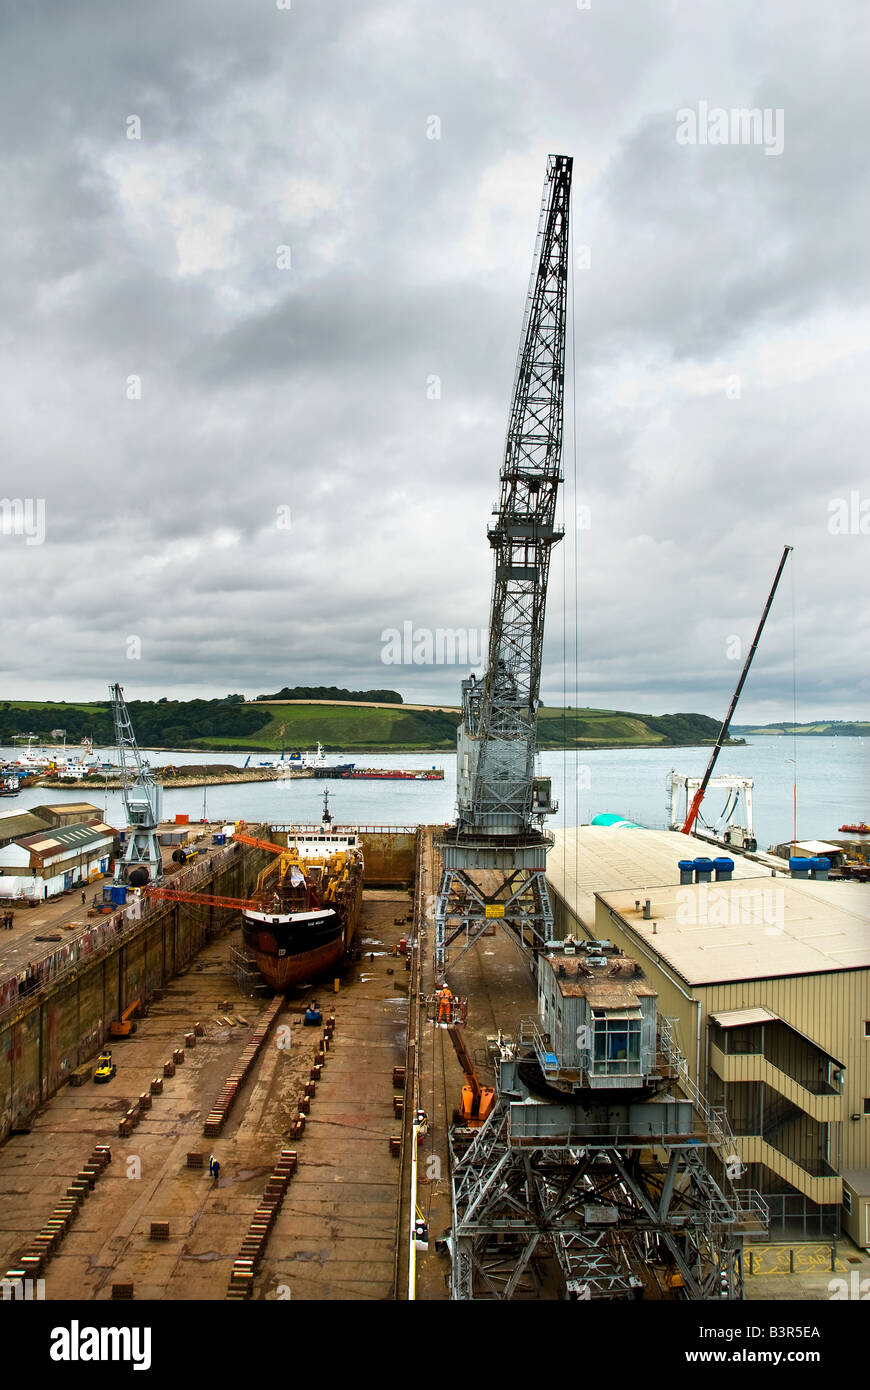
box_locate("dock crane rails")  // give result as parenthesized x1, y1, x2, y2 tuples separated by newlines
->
(435, 153, 573, 977)
(110, 682, 164, 887)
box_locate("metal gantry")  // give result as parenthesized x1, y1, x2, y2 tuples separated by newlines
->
(435, 154, 573, 975)
(110, 683, 164, 886)
(449, 1046, 768, 1302)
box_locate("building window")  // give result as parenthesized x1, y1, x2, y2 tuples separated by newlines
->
(842, 1189, 852, 1215)
(592, 1015, 642, 1075)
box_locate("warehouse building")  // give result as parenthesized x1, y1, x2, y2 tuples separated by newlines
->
(0, 808, 51, 849)
(548, 826, 870, 1242)
(0, 822, 117, 899)
(29, 801, 105, 829)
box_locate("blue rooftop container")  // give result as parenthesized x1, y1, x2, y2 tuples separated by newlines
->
(693, 857, 714, 883)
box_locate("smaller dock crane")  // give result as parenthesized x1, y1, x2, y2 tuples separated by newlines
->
(110, 683, 164, 887)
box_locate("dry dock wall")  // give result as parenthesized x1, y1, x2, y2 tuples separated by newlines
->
(0, 841, 269, 1143)
(358, 830, 418, 887)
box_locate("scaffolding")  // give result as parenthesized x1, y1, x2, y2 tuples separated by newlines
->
(227, 943, 270, 997)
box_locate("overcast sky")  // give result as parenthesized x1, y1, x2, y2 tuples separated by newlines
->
(1, 0, 868, 722)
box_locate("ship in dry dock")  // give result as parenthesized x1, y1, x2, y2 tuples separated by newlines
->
(241, 792, 364, 990)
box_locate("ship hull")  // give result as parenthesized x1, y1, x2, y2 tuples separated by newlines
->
(242, 865, 364, 990)
(242, 911, 348, 990)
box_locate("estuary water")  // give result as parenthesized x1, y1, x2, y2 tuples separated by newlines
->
(4, 735, 867, 852)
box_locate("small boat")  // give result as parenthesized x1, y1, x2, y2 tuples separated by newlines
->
(838, 822, 869, 834)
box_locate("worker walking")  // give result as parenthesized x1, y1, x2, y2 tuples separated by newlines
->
(437, 983, 453, 1025)
(212, 1159, 221, 1183)
(208, 1154, 215, 1175)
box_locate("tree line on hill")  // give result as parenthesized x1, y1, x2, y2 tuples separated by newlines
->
(0, 700, 272, 747)
(256, 686, 403, 703)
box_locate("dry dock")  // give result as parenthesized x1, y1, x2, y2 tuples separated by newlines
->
(3, 822, 866, 1303)
(0, 829, 417, 1300)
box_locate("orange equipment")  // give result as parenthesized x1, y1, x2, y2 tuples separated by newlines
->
(445, 1020, 496, 1128)
(110, 1000, 142, 1037)
(232, 831, 287, 855)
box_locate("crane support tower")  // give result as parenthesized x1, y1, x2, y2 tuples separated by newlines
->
(110, 682, 164, 887)
(448, 946, 769, 1301)
(435, 153, 573, 975)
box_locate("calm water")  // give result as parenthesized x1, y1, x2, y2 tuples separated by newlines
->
(4, 736, 866, 851)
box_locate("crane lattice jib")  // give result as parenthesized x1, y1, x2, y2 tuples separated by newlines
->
(111, 683, 148, 787)
(464, 154, 572, 824)
(110, 682, 160, 829)
(488, 153, 572, 701)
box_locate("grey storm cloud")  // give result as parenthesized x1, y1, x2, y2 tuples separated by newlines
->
(0, 0, 868, 720)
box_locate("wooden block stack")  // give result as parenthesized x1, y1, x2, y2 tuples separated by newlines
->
(150, 1221, 170, 1240)
(225, 1150, 298, 1300)
(202, 996, 284, 1138)
(5, 1145, 111, 1283)
(118, 1102, 141, 1138)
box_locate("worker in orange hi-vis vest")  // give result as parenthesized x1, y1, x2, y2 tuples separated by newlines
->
(437, 984, 453, 1024)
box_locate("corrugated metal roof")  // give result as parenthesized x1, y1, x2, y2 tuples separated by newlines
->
(543, 952, 657, 1001)
(710, 1007, 778, 1027)
(0, 811, 52, 842)
(710, 1006, 844, 1065)
(597, 878, 870, 984)
(548, 825, 772, 931)
(17, 822, 115, 855)
(841, 1169, 870, 1195)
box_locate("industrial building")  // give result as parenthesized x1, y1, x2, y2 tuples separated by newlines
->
(0, 809, 51, 849)
(29, 802, 105, 829)
(0, 821, 117, 899)
(548, 825, 870, 1243)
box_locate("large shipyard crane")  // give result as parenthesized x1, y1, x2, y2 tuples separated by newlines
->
(435, 154, 572, 974)
(110, 683, 164, 887)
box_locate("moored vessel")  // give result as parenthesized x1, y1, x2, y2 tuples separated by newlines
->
(241, 792, 364, 990)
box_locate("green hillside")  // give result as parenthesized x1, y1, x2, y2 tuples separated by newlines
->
(0, 698, 732, 753)
(535, 707, 728, 749)
(731, 720, 870, 736)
